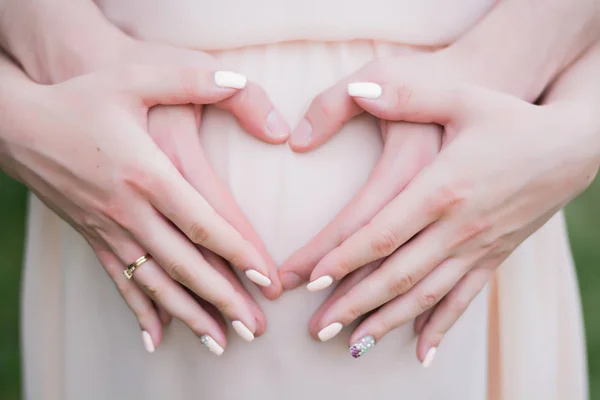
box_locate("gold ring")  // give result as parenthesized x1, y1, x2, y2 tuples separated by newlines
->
(123, 254, 150, 280)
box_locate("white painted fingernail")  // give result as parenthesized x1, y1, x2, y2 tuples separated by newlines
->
(214, 71, 247, 89)
(245, 269, 272, 287)
(141, 330, 155, 354)
(232, 320, 255, 342)
(200, 334, 224, 356)
(318, 322, 343, 342)
(348, 82, 382, 99)
(306, 275, 333, 292)
(422, 347, 437, 368)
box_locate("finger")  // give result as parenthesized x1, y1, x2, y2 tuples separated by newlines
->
(288, 62, 383, 152)
(148, 105, 282, 298)
(280, 122, 441, 289)
(156, 304, 172, 326)
(201, 248, 267, 336)
(346, 255, 477, 354)
(137, 149, 272, 286)
(416, 266, 494, 367)
(308, 260, 382, 338)
(124, 208, 259, 340)
(94, 246, 163, 354)
(217, 81, 290, 143)
(307, 163, 446, 289)
(414, 308, 434, 335)
(347, 80, 472, 126)
(110, 238, 231, 355)
(312, 221, 471, 343)
(117, 66, 248, 107)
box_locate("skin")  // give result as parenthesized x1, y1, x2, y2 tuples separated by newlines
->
(0, 55, 286, 351)
(0, 0, 288, 350)
(299, 43, 600, 363)
(277, 0, 600, 362)
(1, 0, 599, 363)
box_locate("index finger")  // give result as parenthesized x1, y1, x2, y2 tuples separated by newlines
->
(279, 122, 441, 289)
(308, 165, 446, 287)
(133, 147, 272, 286)
(287, 62, 382, 152)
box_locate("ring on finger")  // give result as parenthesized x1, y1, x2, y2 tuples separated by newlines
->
(124, 254, 151, 280)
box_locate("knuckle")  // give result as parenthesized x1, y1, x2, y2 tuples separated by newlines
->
(425, 180, 467, 216)
(115, 279, 133, 298)
(417, 292, 439, 312)
(369, 225, 400, 258)
(387, 271, 413, 297)
(144, 284, 164, 302)
(211, 294, 236, 316)
(167, 262, 192, 286)
(342, 299, 368, 322)
(451, 296, 471, 315)
(310, 93, 344, 127)
(121, 161, 163, 196)
(189, 222, 211, 244)
(369, 316, 394, 337)
(334, 256, 353, 277)
(176, 67, 202, 99)
(390, 84, 414, 109)
(451, 218, 492, 250)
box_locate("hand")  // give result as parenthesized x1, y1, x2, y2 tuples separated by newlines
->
(116, 40, 289, 345)
(279, 50, 501, 289)
(304, 79, 599, 362)
(0, 63, 276, 354)
(51, 38, 288, 347)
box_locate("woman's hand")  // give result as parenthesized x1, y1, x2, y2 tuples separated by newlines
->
(304, 77, 600, 361)
(0, 62, 275, 355)
(40, 38, 289, 345)
(279, 50, 495, 289)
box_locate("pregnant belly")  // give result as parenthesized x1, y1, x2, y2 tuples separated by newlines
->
(189, 42, 486, 398)
(201, 41, 387, 264)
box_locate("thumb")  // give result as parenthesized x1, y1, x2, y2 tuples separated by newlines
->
(119, 65, 247, 107)
(347, 81, 473, 126)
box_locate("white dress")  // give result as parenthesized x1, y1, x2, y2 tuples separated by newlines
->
(22, 1, 588, 399)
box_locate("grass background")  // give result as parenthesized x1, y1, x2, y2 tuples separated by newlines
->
(1, 170, 599, 399)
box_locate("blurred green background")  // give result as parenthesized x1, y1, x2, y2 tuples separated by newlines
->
(0, 171, 599, 399)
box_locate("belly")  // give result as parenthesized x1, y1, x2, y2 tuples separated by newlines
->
(193, 41, 487, 399)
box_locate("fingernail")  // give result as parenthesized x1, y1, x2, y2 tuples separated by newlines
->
(245, 269, 272, 287)
(141, 330, 155, 354)
(265, 109, 289, 140)
(318, 322, 343, 342)
(232, 320, 255, 342)
(349, 335, 375, 359)
(422, 347, 437, 368)
(281, 272, 303, 290)
(347, 82, 382, 99)
(200, 334, 224, 356)
(290, 118, 313, 147)
(214, 71, 247, 89)
(306, 275, 333, 292)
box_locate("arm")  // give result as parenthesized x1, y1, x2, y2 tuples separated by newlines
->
(448, 0, 600, 101)
(0, 0, 131, 83)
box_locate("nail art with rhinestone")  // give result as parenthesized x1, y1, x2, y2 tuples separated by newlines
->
(349, 335, 375, 358)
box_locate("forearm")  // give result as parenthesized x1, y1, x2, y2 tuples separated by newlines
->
(0, 0, 129, 83)
(448, 0, 600, 101)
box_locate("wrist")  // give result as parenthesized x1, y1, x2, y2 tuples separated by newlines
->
(443, 43, 549, 102)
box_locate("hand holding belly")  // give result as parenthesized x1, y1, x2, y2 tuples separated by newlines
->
(0, 59, 286, 355)
(287, 70, 600, 364)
